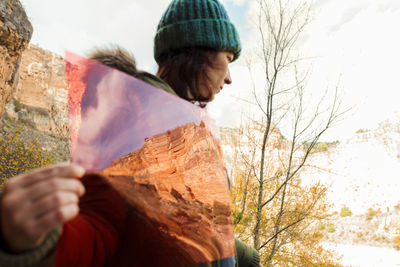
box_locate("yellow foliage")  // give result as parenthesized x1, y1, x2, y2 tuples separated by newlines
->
(0, 127, 53, 184)
(231, 165, 341, 265)
(340, 206, 352, 217)
(365, 207, 380, 221)
(230, 119, 342, 266)
(326, 223, 336, 233)
(394, 228, 400, 250)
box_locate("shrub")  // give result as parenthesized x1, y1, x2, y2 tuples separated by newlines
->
(0, 127, 53, 184)
(311, 231, 323, 241)
(14, 99, 22, 112)
(356, 232, 363, 239)
(393, 229, 400, 250)
(233, 211, 243, 225)
(327, 223, 335, 233)
(316, 142, 328, 152)
(340, 206, 352, 217)
(365, 208, 380, 221)
(317, 222, 325, 231)
(355, 129, 369, 134)
(307, 142, 329, 154)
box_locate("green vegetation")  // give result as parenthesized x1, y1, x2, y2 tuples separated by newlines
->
(394, 229, 400, 250)
(0, 127, 53, 185)
(304, 141, 340, 154)
(14, 99, 22, 112)
(327, 223, 336, 233)
(355, 129, 369, 134)
(340, 206, 352, 217)
(317, 222, 326, 231)
(315, 142, 328, 153)
(233, 211, 243, 225)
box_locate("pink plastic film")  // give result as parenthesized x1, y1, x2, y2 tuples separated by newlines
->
(65, 52, 234, 266)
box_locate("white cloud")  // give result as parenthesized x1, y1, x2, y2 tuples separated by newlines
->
(303, 1, 400, 139)
(21, 0, 170, 70)
(221, 0, 248, 7)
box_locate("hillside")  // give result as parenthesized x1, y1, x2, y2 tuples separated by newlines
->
(302, 118, 400, 215)
(219, 120, 400, 265)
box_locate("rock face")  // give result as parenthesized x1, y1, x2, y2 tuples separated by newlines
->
(0, 0, 33, 119)
(91, 122, 235, 266)
(5, 44, 68, 137)
(1, 44, 70, 162)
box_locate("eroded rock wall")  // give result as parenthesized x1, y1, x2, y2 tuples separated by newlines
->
(5, 44, 68, 138)
(1, 44, 70, 162)
(1, 41, 70, 162)
(0, 0, 33, 119)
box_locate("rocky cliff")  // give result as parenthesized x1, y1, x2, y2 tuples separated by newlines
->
(5, 44, 68, 137)
(0, 0, 33, 119)
(2, 44, 69, 162)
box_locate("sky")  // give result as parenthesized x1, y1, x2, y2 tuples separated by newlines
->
(19, 0, 400, 141)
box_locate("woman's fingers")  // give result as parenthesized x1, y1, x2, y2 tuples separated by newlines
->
(24, 191, 79, 222)
(36, 203, 80, 231)
(2, 178, 85, 220)
(1, 163, 85, 252)
(5, 163, 85, 190)
(1, 195, 81, 252)
(26, 177, 84, 202)
(2, 178, 84, 213)
(27, 203, 80, 241)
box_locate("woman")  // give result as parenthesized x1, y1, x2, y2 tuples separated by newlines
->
(0, 0, 260, 266)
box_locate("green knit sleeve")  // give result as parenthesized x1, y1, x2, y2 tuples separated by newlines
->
(0, 228, 60, 267)
(0, 192, 61, 267)
(235, 238, 260, 267)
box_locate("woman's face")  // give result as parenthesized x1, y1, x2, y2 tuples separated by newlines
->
(201, 51, 234, 101)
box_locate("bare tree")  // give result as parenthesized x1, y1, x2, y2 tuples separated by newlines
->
(230, 0, 346, 265)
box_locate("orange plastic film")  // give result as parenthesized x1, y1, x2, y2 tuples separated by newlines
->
(65, 52, 235, 266)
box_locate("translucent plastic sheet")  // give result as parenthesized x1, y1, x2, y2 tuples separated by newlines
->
(65, 52, 235, 266)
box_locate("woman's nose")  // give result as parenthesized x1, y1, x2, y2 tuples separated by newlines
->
(224, 69, 232, 84)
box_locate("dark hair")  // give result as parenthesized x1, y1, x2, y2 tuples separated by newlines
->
(157, 47, 217, 108)
(80, 46, 139, 116)
(87, 46, 138, 77)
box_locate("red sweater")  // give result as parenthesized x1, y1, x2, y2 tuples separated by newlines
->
(56, 175, 128, 267)
(56, 175, 202, 267)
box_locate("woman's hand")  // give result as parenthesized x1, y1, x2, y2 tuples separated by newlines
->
(1, 163, 85, 253)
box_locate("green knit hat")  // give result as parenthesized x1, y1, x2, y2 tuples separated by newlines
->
(154, 0, 241, 62)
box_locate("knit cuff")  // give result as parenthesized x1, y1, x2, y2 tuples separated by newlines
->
(0, 227, 61, 267)
(250, 249, 260, 267)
